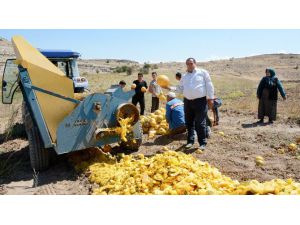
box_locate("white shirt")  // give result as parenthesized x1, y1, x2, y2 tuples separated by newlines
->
(149, 80, 162, 97)
(178, 68, 214, 100)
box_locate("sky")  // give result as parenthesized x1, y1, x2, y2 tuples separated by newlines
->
(0, 29, 300, 63)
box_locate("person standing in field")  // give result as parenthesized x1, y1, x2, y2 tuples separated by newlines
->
(149, 72, 162, 112)
(132, 73, 148, 115)
(257, 68, 286, 124)
(177, 57, 215, 150)
(175, 72, 182, 81)
(167, 72, 183, 93)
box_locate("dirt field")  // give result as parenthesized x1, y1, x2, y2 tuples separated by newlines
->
(0, 53, 299, 195)
(1, 110, 299, 194)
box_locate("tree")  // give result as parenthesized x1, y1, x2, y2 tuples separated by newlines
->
(152, 64, 158, 69)
(139, 63, 151, 74)
(126, 67, 133, 75)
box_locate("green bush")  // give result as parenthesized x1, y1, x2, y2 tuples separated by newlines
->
(126, 67, 133, 75)
(113, 66, 133, 75)
(139, 63, 151, 74)
(139, 67, 149, 74)
(152, 64, 158, 69)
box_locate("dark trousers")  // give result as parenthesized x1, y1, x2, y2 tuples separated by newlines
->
(132, 95, 145, 115)
(151, 97, 160, 112)
(184, 97, 208, 146)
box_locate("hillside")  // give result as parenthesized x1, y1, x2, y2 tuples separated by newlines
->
(156, 54, 300, 81)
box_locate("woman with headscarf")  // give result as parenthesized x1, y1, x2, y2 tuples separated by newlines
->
(257, 68, 286, 123)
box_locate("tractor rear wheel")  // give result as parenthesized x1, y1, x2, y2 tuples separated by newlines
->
(22, 101, 50, 171)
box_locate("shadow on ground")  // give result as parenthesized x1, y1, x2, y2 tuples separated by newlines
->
(143, 133, 186, 147)
(0, 123, 27, 144)
(241, 121, 269, 128)
(0, 146, 78, 187)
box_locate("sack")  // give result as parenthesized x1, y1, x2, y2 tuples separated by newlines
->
(214, 98, 222, 108)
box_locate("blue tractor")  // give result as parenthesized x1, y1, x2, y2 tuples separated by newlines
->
(39, 49, 89, 93)
(1, 36, 143, 171)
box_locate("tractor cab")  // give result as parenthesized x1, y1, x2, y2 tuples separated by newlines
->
(39, 49, 88, 93)
(2, 49, 88, 104)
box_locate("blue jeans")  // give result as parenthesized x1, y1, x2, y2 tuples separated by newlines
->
(184, 97, 208, 146)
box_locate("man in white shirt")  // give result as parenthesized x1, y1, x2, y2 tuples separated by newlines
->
(149, 72, 162, 112)
(179, 58, 215, 150)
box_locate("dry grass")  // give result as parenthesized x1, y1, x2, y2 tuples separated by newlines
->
(85, 69, 299, 124)
(0, 57, 299, 141)
(278, 82, 300, 123)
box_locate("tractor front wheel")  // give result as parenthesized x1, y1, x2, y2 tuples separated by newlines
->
(22, 101, 50, 171)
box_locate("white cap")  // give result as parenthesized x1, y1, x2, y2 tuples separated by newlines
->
(167, 92, 176, 98)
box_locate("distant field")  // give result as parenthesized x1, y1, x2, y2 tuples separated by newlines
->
(85, 68, 299, 125)
(1, 61, 299, 128)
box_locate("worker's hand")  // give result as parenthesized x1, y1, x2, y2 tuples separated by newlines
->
(207, 99, 214, 110)
(283, 96, 287, 101)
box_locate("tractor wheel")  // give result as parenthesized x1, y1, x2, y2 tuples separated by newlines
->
(22, 101, 51, 171)
(120, 122, 143, 153)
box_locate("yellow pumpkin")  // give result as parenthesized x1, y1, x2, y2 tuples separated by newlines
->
(158, 94, 167, 101)
(157, 75, 170, 88)
(288, 143, 297, 151)
(154, 110, 162, 115)
(150, 119, 157, 127)
(255, 156, 265, 166)
(156, 115, 163, 123)
(157, 127, 166, 135)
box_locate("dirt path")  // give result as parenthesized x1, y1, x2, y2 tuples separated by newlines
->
(1, 111, 299, 195)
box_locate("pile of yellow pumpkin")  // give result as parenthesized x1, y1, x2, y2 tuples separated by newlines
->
(75, 150, 300, 195)
(140, 108, 169, 137)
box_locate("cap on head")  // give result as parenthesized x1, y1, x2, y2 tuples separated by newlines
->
(167, 92, 176, 98)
